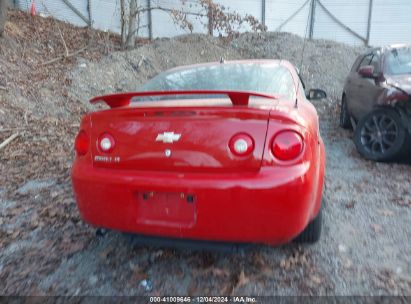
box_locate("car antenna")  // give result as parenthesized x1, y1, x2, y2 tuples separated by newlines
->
(295, 2, 312, 109)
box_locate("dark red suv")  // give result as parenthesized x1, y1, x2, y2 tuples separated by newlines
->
(340, 45, 411, 161)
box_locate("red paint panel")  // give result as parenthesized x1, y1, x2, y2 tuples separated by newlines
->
(90, 107, 269, 173)
(72, 162, 318, 245)
(72, 61, 326, 245)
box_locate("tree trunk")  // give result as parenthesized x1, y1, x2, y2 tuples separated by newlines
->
(207, 2, 213, 36)
(120, 0, 127, 48)
(0, 0, 8, 37)
(126, 0, 138, 49)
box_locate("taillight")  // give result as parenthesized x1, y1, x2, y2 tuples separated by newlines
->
(271, 130, 304, 161)
(75, 130, 89, 156)
(229, 133, 254, 156)
(98, 133, 115, 153)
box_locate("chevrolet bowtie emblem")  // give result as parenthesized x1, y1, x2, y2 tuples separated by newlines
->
(156, 132, 181, 143)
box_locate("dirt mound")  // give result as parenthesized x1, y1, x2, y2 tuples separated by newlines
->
(0, 9, 119, 128)
(69, 32, 365, 112)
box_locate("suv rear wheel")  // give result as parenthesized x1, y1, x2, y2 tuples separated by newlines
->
(354, 108, 406, 161)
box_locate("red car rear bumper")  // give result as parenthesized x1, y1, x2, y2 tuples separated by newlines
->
(72, 155, 324, 245)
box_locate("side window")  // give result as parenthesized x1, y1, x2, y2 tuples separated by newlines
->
(369, 53, 380, 73)
(357, 54, 373, 71)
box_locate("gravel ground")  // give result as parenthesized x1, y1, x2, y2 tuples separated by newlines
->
(0, 14, 410, 295)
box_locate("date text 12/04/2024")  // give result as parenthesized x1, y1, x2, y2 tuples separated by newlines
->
(149, 296, 257, 303)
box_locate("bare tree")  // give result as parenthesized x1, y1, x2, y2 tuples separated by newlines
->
(0, 0, 8, 37)
(120, 0, 127, 46)
(120, 0, 139, 49)
(119, 0, 266, 49)
(127, 0, 138, 48)
(171, 0, 266, 37)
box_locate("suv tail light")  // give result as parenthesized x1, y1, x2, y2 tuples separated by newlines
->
(75, 130, 89, 156)
(271, 131, 304, 161)
(98, 133, 115, 153)
(229, 133, 254, 156)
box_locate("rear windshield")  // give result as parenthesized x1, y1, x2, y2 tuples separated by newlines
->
(136, 63, 296, 102)
(385, 47, 411, 75)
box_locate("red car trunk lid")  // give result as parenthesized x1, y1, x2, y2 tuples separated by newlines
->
(90, 106, 269, 173)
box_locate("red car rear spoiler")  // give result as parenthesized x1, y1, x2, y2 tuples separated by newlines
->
(89, 90, 277, 109)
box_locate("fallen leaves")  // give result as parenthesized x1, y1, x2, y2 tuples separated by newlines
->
(205, 267, 230, 277)
(99, 245, 115, 260)
(59, 239, 85, 256)
(40, 206, 58, 218)
(310, 275, 322, 285)
(374, 269, 411, 294)
(259, 265, 274, 277)
(371, 223, 383, 234)
(30, 214, 40, 229)
(392, 196, 411, 207)
(234, 270, 250, 289)
(280, 248, 309, 270)
(218, 270, 248, 295)
(9, 230, 20, 240)
(345, 200, 356, 209)
(377, 208, 395, 217)
(132, 266, 148, 281)
(342, 257, 353, 269)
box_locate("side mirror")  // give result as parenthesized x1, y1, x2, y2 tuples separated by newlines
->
(358, 65, 375, 78)
(307, 89, 327, 100)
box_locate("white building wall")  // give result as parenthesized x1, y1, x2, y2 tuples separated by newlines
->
(90, 0, 150, 37)
(15, 0, 411, 46)
(369, 0, 411, 46)
(16, 0, 149, 37)
(313, 0, 370, 46)
(265, 0, 310, 37)
(150, 0, 206, 38)
(90, 0, 121, 33)
(17, 0, 89, 27)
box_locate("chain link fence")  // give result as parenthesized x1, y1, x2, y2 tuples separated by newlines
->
(14, 0, 411, 46)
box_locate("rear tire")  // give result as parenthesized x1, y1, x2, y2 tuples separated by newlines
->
(294, 206, 322, 244)
(340, 95, 352, 129)
(354, 108, 406, 162)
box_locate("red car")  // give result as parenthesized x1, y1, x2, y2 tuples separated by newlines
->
(72, 60, 327, 246)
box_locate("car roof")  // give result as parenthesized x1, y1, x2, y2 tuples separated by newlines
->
(364, 44, 411, 55)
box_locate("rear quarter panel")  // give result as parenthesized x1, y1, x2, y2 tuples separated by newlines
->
(264, 98, 324, 222)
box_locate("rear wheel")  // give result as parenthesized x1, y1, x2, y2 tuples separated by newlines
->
(294, 206, 322, 244)
(354, 108, 406, 161)
(339, 95, 352, 129)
